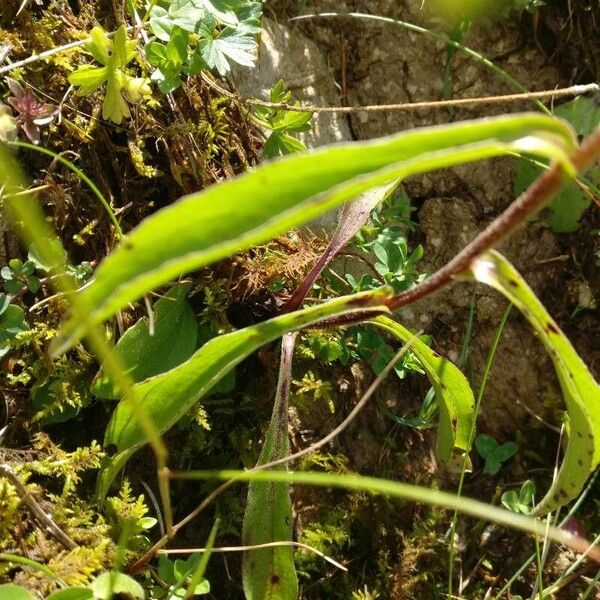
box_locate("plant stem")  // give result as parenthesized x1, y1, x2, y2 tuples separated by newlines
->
(385, 127, 600, 311)
(447, 303, 512, 599)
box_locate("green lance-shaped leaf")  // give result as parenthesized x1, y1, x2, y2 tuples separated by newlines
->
(468, 250, 600, 515)
(91, 284, 198, 399)
(371, 316, 475, 470)
(53, 113, 575, 354)
(98, 288, 393, 497)
(242, 332, 298, 600)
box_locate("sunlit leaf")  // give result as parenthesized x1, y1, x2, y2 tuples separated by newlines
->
(53, 114, 575, 354)
(469, 250, 600, 515)
(372, 315, 475, 470)
(98, 288, 393, 496)
(91, 284, 198, 399)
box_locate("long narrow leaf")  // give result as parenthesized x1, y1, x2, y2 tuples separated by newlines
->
(242, 333, 298, 600)
(283, 182, 398, 312)
(98, 288, 393, 496)
(53, 114, 575, 353)
(372, 316, 475, 469)
(174, 469, 600, 563)
(468, 251, 600, 515)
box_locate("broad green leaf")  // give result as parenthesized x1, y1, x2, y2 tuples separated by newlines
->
(98, 288, 393, 496)
(242, 333, 298, 600)
(90, 572, 144, 600)
(46, 589, 94, 600)
(91, 284, 198, 399)
(0, 585, 35, 600)
(53, 114, 575, 354)
(468, 250, 600, 515)
(372, 315, 475, 470)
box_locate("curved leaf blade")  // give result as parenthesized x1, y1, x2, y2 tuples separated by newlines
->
(98, 288, 393, 496)
(469, 250, 600, 515)
(372, 315, 475, 469)
(92, 283, 198, 399)
(54, 114, 575, 353)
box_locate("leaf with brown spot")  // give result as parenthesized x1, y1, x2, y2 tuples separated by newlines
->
(372, 316, 475, 470)
(469, 250, 600, 515)
(242, 332, 298, 600)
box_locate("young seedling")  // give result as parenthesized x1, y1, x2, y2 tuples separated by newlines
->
(501, 480, 536, 515)
(475, 433, 517, 476)
(68, 25, 151, 124)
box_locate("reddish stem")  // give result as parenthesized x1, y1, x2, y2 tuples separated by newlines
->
(384, 128, 600, 311)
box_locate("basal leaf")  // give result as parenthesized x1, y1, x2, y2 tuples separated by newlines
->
(98, 288, 393, 496)
(372, 315, 475, 470)
(91, 572, 144, 600)
(0, 584, 35, 600)
(469, 250, 600, 515)
(91, 284, 198, 399)
(54, 114, 575, 354)
(242, 333, 298, 600)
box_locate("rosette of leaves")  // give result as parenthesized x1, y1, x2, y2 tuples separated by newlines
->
(146, 0, 262, 92)
(68, 25, 151, 124)
(5, 78, 58, 144)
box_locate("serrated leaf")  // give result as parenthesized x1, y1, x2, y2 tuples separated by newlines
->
(92, 284, 198, 399)
(193, 0, 239, 25)
(242, 333, 298, 600)
(52, 114, 575, 353)
(469, 250, 600, 514)
(198, 37, 230, 75)
(372, 316, 475, 469)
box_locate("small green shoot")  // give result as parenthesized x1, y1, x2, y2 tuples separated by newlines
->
(68, 25, 151, 124)
(253, 80, 313, 159)
(501, 480, 536, 514)
(475, 433, 517, 475)
(1, 258, 40, 294)
(0, 295, 28, 357)
(155, 554, 210, 598)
